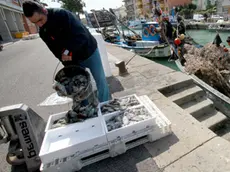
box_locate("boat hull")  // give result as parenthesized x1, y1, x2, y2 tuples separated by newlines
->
(118, 42, 171, 59)
(175, 59, 230, 117)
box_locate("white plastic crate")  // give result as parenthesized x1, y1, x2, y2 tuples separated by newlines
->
(40, 148, 110, 172)
(138, 95, 172, 137)
(40, 95, 172, 171)
(45, 111, 67, 132)
(45, 108, 100, 132)
(101, 105, 157, 157)
(102, 105, 157, 142)
(39, 117, 108, 166)
(99, 94, 143, 116)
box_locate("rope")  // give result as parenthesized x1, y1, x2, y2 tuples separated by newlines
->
(137, 45, 158, 56)
(125, 45, 159, 65)
(126, 54, 137, 66)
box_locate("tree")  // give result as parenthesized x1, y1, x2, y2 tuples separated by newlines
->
(60, 0, 85, 14)
(176, 4, 197, 19)
(188, 3, 197, 10)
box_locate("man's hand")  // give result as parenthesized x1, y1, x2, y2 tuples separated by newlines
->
(62, 54, 72, 61)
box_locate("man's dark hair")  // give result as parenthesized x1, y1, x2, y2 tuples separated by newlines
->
(23, 0, 44, 17)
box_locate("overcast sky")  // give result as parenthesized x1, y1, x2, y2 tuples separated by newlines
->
(83, 0, 124, 12)
(43, 0, 124, 14)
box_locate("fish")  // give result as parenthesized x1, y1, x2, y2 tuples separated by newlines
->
(52, 68, 100, 129)
(101, 96, 140, 115)
(52, 117, 68, 128)
(105, 106, 151, 131)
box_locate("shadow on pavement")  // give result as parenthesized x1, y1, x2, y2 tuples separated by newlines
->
(107, 76, 124, 94)
(144, 133, 179, 157)
(79, 145, 162, 172)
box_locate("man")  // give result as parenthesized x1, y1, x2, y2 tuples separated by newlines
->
(22, 0, 110, 102)
(155, 15, 174, 43)
(162, 17, 174, 41)
(177, 15, 186, 35)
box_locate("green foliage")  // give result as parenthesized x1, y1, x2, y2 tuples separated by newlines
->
(196, 4, 216, 15)
(60, 0, 85, 14)
(176, 3, 197, 19)
(188, 3, 197, 10)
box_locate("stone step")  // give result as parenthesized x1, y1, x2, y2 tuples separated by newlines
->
(167, 85, 205, 106)
(183, 99, 215, 119)
(159, 79, 194, 96)
(199, 110, 228, 129)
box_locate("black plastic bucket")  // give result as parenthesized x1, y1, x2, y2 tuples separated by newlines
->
(54, 65, 93, 101)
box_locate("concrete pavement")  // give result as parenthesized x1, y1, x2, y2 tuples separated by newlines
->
(0, 39, 70, 120)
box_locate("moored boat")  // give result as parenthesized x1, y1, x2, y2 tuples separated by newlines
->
(115, 22, 172, 59)
(173, 36, 230, 117)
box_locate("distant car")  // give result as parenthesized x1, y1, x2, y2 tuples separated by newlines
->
(216, 19, 224, 23)
(193, 14, 204, 22)
(211, 15, 224, 20)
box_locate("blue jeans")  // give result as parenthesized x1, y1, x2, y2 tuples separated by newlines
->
(80, 48, 110, 102)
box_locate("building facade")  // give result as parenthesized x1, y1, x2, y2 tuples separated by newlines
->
(0, 0, 24, 42)
(217, 0, 223, 14)
(135, 0, 143, 18)
(142, 0, 152, 18)
(192, 0, 207, 10)
(0, 0, 38, 42)
(221, 0, 230, 18)
(192, 0, 216, 10)
(125, 0, 193, 20)
(168, 0, 192, 8)
(124, 0, 136, 20)
(113, 5, 127, 20)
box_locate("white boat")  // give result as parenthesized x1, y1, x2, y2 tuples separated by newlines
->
(128, 19, 146, 30)
(117, 41, 171, 59)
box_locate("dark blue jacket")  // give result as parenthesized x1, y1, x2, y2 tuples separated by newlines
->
(39, 8, 97, 65)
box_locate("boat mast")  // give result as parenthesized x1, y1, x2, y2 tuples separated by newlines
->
(91, 10, 101, 32)
(133, 0, 137, 20)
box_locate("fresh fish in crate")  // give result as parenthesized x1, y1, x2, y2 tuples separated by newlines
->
(52, 117, 68, 129)
(106, 107, 152, 131)
(101, 96, 140, 115)
(122, 116, 130, 126)
(119, 96, 140, 108)
(52, 105, 98, 128)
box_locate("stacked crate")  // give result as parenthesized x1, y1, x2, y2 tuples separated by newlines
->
(39, 94, 172, 172)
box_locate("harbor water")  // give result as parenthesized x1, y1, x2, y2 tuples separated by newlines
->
(125, 28, 180, 71)
(130, 29, 230, 71)
(187, 30, 230, 46)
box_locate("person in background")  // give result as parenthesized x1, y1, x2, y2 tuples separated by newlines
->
(177, 15, 186, 35)
(226, 36, 230, 46)
(22, 0, 110, 102)
(155, 15, 174, 43)
(162, 16, 174, 41)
